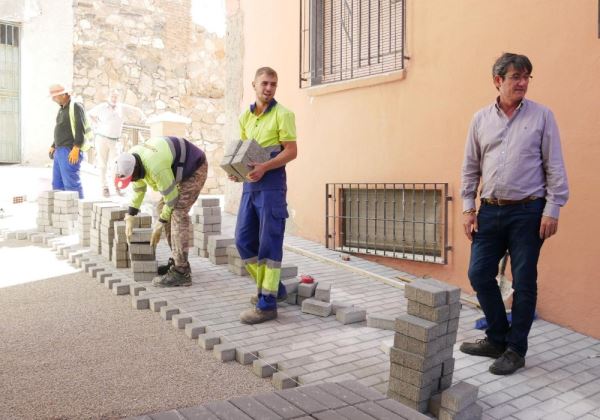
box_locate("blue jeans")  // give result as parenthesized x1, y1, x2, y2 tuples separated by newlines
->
(52, 146, 84, 198)
(468, 198, 545, 357)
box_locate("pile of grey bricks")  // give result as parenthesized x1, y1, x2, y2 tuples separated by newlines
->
(278, 277, 332, 315)
(226, 244, 248, 276)
(207, 235, 234, 265)
(220, 139, 270, 181)
(77, 199, 103, 247)
(100, 207, 127, 261)
(90, 202, 122, 255)
(129, 221, 156, 282)
(112, 220, 130, 268)
(36, 191, 79, 235)
(191, 198, 221, 258)
(430, 381, 482, 420)
(387, 278, 462, 413)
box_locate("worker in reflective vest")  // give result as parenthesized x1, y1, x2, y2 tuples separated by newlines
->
(114, 136, 208, 287)
(232, 67, 298, 325)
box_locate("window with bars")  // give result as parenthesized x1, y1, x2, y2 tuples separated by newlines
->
(300, 0, 405, 88)
(326, 183, 451, 264)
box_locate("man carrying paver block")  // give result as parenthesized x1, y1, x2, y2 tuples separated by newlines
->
(114, 136, 207, 287)
(230, 67, 298, 324)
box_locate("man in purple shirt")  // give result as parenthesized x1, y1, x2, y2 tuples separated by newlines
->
(459, 53, 569, 375)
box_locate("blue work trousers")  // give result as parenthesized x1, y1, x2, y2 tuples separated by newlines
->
(235, 189, 288, 310)
(468, 198, 545, 357)
(52, 146, 84, 199)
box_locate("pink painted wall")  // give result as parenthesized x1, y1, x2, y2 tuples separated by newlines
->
(238, 0, 600, 337)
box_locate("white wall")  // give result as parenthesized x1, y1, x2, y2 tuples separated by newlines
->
(20, 0, 73, 164)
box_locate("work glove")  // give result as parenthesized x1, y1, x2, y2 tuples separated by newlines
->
(68, 145, 81, 164)
(48, 146, 55, 160)
(124, 214, 135, 242)
(150, 220, 165, 248)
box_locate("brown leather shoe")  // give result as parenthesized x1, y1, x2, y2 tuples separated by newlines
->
(240, 307, 277, 324)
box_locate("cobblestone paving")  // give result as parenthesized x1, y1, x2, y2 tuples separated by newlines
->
(6, 211, 600, 420)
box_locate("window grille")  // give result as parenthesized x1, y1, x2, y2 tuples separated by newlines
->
(326, 183, 452, 264)
(300, 0, 405, 88)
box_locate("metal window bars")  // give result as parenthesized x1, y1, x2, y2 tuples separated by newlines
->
(326, 183, 452, 264)
(300, 0, 405, 88)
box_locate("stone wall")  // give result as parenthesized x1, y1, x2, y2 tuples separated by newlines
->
(72, 0, 227, 194)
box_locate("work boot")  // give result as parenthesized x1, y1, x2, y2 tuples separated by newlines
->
(249, 292, 288, 305)
(102, 187, 110, 197)
(459, 337, 506, 359)
(239, 307, 277, 324)
(157, 258, 175, 275)
(152, 265, 192, 288)
(489, 349, 525, 375)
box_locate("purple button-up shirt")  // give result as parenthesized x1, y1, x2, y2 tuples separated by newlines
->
(461, 98, 569, 219)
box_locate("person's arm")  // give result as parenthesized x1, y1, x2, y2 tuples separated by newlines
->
(73, 103, 86, 148)
(128, 179, 147, 215)
(539, 109, 569, 239)
(460, 115, 481, 241)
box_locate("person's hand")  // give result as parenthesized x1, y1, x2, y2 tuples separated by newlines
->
(68, 146, 80, 164)
(228, 174, 241, 182)
(150, 220, 164, 247)
(246, 162, 267, 182)
(539, 216, 558, 240)
(48, 146, 55, 160)
(124, 214, 135, 242)
(463, 213, 478, 241)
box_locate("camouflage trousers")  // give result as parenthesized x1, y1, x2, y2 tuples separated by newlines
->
(157, 161, 208, 269)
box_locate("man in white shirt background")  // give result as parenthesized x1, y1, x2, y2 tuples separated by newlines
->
(89, 89, 146, 197)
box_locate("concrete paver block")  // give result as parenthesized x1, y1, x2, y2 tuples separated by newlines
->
(272, 372, 298, 390)
(438, 402, 483, 420)
(198, 333, 221, 350)
(336, 307, 366, 324)
(407, 300, 450, 323)
(366, 313, 396, 330)
(276, 388, 328, 413)
(440, 381, 478, 412)
(213, 342, 237, 362)
(388, 377, 432, 402)
(112, 282, 131, 295)
(253, 392, 306, 419)
(204, 400, 252, 420)
(150, 298, 168, 312)
(160, 305, 180, 321)
(184, 322, 206, 339)
(253, 359, 278, 378)
(172, 313, 192, 329)
(315, 282, 331, 302)
(390, 362, 442, 388)
(377, 397, 431, 419)
(105, 277, 122, 290)
(130, 284, 146, 296)
(281, 278, 299, 294)
(229, 395, 281, 420)
(301, 298, 332, 317)
(395, 314, 442, 342)
(132, 296, 150, 310)
(236, 348, 259, 365)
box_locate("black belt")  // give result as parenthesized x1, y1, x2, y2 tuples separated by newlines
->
(482, 196, 540, 206)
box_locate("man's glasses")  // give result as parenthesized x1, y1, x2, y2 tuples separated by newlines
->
(505, 73, 532, 82)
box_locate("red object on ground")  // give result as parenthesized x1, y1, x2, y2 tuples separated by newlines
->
(300, 275, 314, 284)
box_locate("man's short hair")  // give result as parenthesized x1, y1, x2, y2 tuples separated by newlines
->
(255, 67, 278, 80)
(492, 53, 533, 78)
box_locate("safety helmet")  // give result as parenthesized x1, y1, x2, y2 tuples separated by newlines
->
(114, 153, 136, 190)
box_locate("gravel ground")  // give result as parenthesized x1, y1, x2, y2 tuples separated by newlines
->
(0, 239, 272, 420)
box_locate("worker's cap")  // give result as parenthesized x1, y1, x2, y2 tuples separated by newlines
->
(48, 83, 70, 98)
(114, 153, 136, 190)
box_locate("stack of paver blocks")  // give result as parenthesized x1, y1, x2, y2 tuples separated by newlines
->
(112, 221, 129, 268)
(100, 208, 127, 261)
(207, 235, 234, 265)
(226, 244, 248, 276)
(430, 381, 482, 420)
(78, 199, 106, 246)
(51, 191, 79, 235)
(220, 139, 270, 181)
(191, 198, 221, 258)
(296, 280, 332, 316)
(387, 278, 461, 413)
(129, 222, 156, 282)
(36, 191, 56, 233)
(89, 203, 121, 255)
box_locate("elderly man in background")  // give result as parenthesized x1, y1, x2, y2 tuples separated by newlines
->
(89, 89, 145, 197)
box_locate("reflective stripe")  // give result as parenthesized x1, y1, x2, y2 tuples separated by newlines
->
(161, 180, 177, 196)
(166, 197, 178, 208)
(165, 136, 176, 159)
(164, 136, 187, 184)
(243, 256, 259, 265)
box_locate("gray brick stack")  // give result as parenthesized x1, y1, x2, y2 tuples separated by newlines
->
(387, 278, 461, 413)
(226, 244, 248, 276)
(89, 203, 121, 255)
(112, 221, 129, 268)
(77, 199, 106, 246)
(298, 280, 331, 312)
(433, 381, 482, 420)
(36, 190, 55, 233)
(207, 235, 234, 265)
(129, 224, 156, 282)
(100, 208, 127, 261)
(51, 191, 79, 235)
(191, 198, 221, 258)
